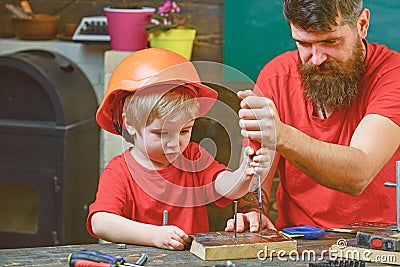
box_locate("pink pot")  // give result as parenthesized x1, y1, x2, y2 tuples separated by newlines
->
(104, 7, 155, 51)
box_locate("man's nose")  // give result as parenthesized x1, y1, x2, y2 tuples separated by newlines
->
(311, 45, 328, 66)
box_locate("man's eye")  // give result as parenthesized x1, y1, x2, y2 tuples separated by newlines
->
(324, 40, 337, 45)
(298, 41, 311, 47)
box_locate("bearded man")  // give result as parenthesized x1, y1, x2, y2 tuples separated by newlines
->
(226, 0, 400, 231)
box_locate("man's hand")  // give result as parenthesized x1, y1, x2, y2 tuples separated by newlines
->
(238, 90, 281, 149)
(225, 211, 276, 232)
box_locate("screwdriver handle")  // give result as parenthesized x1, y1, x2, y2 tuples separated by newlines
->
(69, 259, 112, 267)
(247, 140, 262, 192)
(248, 140, 261, 156)
(68, 250, 121, 267)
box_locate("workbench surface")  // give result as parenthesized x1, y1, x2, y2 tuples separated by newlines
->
(0, 232, 393, 266)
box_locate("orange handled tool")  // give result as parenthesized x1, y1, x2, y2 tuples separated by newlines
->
(20, 0, 33, 16)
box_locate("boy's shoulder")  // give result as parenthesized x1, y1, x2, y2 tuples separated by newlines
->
(103, 151, 130, 171)
(183, 141, 202, 158)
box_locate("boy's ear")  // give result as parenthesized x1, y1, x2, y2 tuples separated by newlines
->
(122, 113, 137, 136)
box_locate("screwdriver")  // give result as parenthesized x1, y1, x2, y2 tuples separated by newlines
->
(248, 140, 263, 237)
(68, 249, 146, 267)
(69, 260, 143, 267)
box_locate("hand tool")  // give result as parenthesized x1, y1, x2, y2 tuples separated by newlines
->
(325, 228, 376, 234)
(5, 4, 31, 19)
(356, 231, 400, 251)
(116, 243, 126, 249)
(68, 249, 146, 267)
(20, 0, 33, 17)
(309, 259, 365, 267)
(163, 210, 168, 226)
(248, 140, 263, 237)
(384, 160, 400, 231)
(282, 225, 325, 239)
(135, 253, 148, 266)
(233, 200, 238, 239)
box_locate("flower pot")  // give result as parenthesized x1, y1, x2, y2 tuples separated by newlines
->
(12, 14, 60, 40)
(104, 7, 155, 51)
(149, 29, 196, 60)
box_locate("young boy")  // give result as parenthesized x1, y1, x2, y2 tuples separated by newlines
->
(87, 48, 269, 250)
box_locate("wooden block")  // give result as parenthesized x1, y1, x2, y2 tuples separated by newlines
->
(190, 230, 297, 260)
(331, 242, 400, 265)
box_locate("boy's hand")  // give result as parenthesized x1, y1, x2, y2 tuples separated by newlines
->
(243, 146, 272, 181)
(152, 225, 191, 250)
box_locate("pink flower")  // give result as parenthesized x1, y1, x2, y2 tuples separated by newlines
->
(146, 0, 194, 32)
(158, 0, 172, 13)
(171, 1, 180, 13)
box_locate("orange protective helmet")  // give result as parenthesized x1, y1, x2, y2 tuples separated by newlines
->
(96, 48, 218, 135)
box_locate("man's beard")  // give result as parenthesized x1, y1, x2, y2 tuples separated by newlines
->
(299, 39, 365, 111)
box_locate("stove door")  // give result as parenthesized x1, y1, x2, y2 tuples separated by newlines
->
(0, 168, 58, 248)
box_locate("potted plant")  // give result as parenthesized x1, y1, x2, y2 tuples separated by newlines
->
(146, 0, 196, 60)
(104, 1, 155, 51)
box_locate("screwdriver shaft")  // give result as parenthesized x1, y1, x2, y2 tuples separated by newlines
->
(257, 173, 262, 237)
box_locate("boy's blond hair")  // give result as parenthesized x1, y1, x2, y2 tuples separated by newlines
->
(123, 84, 200, 135)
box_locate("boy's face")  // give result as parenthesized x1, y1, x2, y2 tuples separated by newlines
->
(133, 116, 196, 169)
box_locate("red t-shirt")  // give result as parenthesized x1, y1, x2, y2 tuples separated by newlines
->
(256, 40, 400, 229)
(87, 142, 231, 237)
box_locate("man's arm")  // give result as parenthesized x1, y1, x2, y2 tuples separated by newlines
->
(239, 90, 400, 196)
(277, 114, 399, 195)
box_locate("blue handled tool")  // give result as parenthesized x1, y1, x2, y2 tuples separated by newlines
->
(282, 225, 326, 239)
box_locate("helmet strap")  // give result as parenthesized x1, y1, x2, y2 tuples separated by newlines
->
(112, 101, 122, 135)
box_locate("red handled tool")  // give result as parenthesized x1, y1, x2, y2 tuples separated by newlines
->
(68, 249, 146, 267)
(246, 140, 263, 236)
(357, 231, 400, 251)
(247, 140, 261, 192)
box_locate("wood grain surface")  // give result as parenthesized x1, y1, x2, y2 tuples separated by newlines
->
(190, 230, 297, 260)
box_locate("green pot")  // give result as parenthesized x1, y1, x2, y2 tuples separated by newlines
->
(149, 29, 196, 60)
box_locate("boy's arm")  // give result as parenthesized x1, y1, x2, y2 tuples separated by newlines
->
(225, 153, 280, 232)
(90, 212, 191, 250)
(214, 146, 272, 200)
(238, 152, 279, 215)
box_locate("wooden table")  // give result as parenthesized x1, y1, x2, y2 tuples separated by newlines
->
(0, 232, 392, 266)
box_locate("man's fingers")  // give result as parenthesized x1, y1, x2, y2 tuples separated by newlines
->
(225, 213, 246, 232)
(244, 212, 260, 232)
(225, 218, 235, 232)
(245, 213, 277, 232)
(237, 90, 255, 100)
(225, 212, 278, 233)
